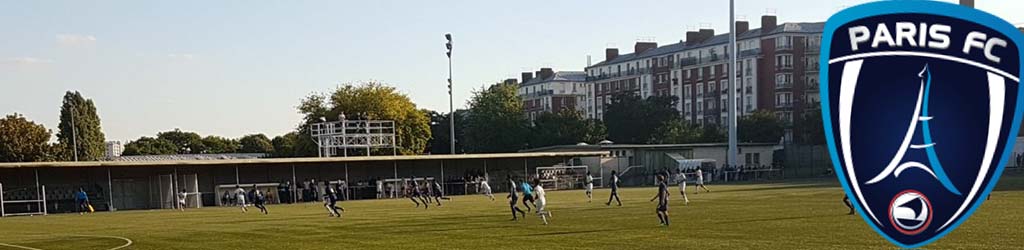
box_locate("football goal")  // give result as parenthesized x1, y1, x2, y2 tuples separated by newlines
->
(0, 183, 47, 217)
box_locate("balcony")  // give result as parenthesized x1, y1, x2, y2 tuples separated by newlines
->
(776, 64, 794, 70)
(775, 82, 793, 90)
(775, 102, 794, 109)
(739, 48, 761, 57)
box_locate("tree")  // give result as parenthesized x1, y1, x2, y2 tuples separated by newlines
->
(239, 134, 274, 154)
(794, 109, 825, 145)
(604, 93, 679, 144)
(296, 81, 431, 155)
(463, 81, 530, 153)
(529, 109, 607, 148)
(122, 137, 178, 156)
(649, 119, 702, 144)
(426, 109, 466, 154)
(156, 129, 205, 154)
(271, 132, 300, 157)
(56, 91, 106, 161)
(699, 125, 727, 143)
(0, 113, 58, 162)
(202, 136, 240, 154)
(737, 110, 784, 143)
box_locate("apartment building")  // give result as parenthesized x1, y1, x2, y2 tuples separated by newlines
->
(517, 68, 588, 122)
(584, 15, 823, 141)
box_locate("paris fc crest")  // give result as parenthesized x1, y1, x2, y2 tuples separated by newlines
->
(821, 1, 1024, 248)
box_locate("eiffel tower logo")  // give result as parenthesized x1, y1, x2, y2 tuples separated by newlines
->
(864, 65, 962, 195)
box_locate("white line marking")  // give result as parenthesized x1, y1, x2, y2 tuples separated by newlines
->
(65, 235, 133, 250)
(828, 51, 1020, 83)
(838, 59, 883, 225)
(0, 242, 42, 250)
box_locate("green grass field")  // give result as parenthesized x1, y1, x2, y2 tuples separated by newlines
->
(2, 174, 1023, 250)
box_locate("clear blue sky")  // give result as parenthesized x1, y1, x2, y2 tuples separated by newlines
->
(1, 0, 1020, 142)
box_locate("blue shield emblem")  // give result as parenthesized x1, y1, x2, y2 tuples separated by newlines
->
(821, 1, 1024, 248)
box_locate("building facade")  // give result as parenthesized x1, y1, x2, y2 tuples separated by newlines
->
(105, 141, 124, 159)
(583, 15, 823, 142)
(517, 68, 588, 122)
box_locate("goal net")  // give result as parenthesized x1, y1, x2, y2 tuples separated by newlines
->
(535, 165, 591, 190)
(0, 183, 47, 217)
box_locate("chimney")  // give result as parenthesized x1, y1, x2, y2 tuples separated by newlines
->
(698, 29, 715, 42)
(762, 15, 778, 32)
(503, 78, 518, 85)
(685, 31, 699, 45)
(539, 68, 555, 80)
(736, 21, 749, 35)
(634, 42, 658, 54)
(959, 0, 974, 8)
(605, 48, 619, 61)
(521, 72, 534, 83)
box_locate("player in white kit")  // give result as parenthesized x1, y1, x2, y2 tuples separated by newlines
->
(479, 176, 495, 201)
(694, 168, 711, 193)
(532, 179, 552, 225)
(234, 185, 248, 213)
(674, 170, 689, 205)
(177, 189, 188, 211)
(584, 171, 594, 203)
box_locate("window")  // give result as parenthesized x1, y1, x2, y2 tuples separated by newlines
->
(697, 69, 704, 79)
(696, 83, 704, 97)
(685, 85, 692, 98)
(775, 73, 793, 88)
(776, 55, 793, 69)
(775, 93, 793, 107)
(720, 80, 728, 92)
(746, 96, 753, 111)
(776, 36, 793, 49)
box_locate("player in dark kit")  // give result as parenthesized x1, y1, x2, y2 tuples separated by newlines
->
(506, 175, 527, 221)
(408, 178, 429, 209)
(606, 170, 622, 206)
(430, 179, 451, 206)
(650, 174, 670, 226)
(251, 184, 269, 214)
(842, 196, 854, 215)
(324, 182, 345, 218)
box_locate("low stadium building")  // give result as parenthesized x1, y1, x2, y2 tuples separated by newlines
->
(0, 151, 606, 215)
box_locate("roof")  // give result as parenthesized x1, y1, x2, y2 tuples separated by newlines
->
(0, 151, 609, 169)
(587, 22, 824, 68)
(521, 142, 779, 152)
(521, 71, 586, 86)
(112, 153, 267, 162)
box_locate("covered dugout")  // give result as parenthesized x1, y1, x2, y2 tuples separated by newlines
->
(0, 151, 606, 214)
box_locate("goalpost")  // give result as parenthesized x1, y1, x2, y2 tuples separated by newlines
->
(535, 165, 591, 190)
(0, 183, 47, 217)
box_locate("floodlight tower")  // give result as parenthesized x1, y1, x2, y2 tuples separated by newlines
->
(445, 33, 456, 154)
(727, 0, 738, 168)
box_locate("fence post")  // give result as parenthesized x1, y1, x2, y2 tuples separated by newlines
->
(42, 185, 47, 215)
(1, 182, 5, 217)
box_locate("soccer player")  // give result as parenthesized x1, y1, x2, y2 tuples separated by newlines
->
(520, 178, 535, 212)
(532, 179, 552, 225)
(675, 170, 689, 205)
(843, 196, 854, 215)
(376, 178, 384, 199)
(650, 174, 670, 226)
(234, 185, 248, 213)
(606, 170, 622, 206)
(694, 168, 711, 193)
(324, 183, 344, 217)
(479, 176, 495, 201)
(251, 185, 269, 214)
(506, 175, 526, 221)
(431, 179, 451, 206)
(409, 178, 429, 209)
(585, 171, 594, 203)
(74, 188, 90, 215)
(177, 189, 188, 211)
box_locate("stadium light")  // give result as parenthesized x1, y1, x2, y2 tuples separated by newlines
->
(727, 0, 738, 168)
(445, 33, 456, 154)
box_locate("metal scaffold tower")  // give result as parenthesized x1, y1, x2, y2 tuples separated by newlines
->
(310, 114, 397, 157)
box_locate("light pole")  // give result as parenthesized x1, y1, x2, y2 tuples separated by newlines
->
(727, 0, 738, 168)
(445, 33, 456, 154)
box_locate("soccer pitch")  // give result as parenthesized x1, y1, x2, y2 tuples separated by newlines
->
(1, 175, 1022, 250)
